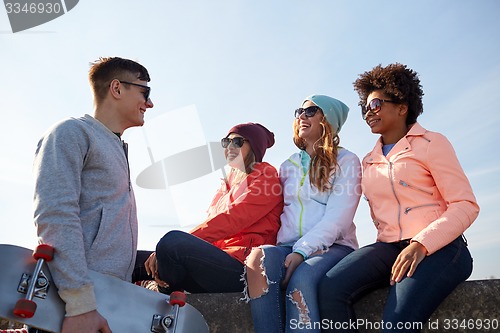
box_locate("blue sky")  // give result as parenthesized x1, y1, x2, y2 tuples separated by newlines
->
(0, 0, 498, 280)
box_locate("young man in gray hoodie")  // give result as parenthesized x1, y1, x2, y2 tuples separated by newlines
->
(33, 57, 154, 333)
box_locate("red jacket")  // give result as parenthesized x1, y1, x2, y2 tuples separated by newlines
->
(190, 162, 283, 263)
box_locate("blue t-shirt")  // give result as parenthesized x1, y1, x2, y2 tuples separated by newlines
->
(382, 143, 396, 156)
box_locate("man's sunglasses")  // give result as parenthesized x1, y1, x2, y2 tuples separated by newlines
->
(120, 81, 151, 102)
(221, 137, 247, 148)
(294, 106, 322, 119)
(361, 98, 395, 120)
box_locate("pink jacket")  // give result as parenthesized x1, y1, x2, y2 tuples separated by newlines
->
(362, 123, 479, 254)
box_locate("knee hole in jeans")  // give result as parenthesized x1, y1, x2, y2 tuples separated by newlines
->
(243, 247, 272, 300)
(288, 289, 311, 324)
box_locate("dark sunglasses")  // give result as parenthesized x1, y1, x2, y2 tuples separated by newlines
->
(294, 106, 322, 119)
(120, 81, 151, 102)
(221, 137, 247, 148)
(361, 98, 395, 120)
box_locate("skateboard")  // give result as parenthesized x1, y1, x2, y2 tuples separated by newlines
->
(0, 244, 209, 333)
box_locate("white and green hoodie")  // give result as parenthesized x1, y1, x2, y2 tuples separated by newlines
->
(277, 148, 361, 258)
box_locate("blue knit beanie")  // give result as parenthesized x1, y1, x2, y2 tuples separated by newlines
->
(302, 95, 349, 133)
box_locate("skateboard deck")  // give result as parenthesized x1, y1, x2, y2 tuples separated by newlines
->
(0, 244, 209, 333)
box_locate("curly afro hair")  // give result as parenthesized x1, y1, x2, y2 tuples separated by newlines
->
(353, 63, 424, 125)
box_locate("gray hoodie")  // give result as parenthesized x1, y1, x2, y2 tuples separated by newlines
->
(33, 114, 138, 316)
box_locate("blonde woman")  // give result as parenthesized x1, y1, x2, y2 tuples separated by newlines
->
(244, 95, 362, 333)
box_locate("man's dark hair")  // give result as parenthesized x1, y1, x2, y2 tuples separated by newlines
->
(88, 57, 150, 103)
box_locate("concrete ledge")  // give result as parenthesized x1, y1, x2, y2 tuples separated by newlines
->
(2, 280, 498, 332)
(186, 279, 500, 333)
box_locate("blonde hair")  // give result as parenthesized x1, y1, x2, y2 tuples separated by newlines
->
(293, 115, 339, 192)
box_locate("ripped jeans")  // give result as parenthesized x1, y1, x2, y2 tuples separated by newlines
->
(244, 244, 353, 333)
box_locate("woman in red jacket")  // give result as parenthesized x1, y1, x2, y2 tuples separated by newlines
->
(136, 122, 283, 294)
(318, 63, 479, 332)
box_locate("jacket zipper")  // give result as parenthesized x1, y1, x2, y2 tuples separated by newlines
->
(297, 170, 307, 238)
(388, 162, 403, 239)
(122, 141, 131, 191)
(399, 180, 433, 196)
(364, 196, 379, 227)
(404, 203, 440, 214)
(244, 239, 253, 256)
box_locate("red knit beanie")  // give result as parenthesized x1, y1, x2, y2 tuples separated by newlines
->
(226, 123, 275, 162)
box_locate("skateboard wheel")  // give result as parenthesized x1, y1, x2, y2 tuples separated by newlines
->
(33, 244, 54, 261)
(13, 299, 37, 318)
(169, 291, 186, 307)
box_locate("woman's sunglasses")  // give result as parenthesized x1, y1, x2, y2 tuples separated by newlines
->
(294, 106, 322, 119)
(361, 98, 395, 120)
(221, 137, 247, 148)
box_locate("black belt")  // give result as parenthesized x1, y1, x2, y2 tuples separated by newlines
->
(392, 239, 411, 250)
(391, 235, 467, 251)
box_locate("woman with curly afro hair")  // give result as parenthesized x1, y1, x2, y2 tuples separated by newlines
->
(318, 63, 479, 332)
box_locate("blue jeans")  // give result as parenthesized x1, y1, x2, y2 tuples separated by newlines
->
(248, 244, 354, 333)
(152, 230, 244, 293)
(318, 237, 472, 332)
